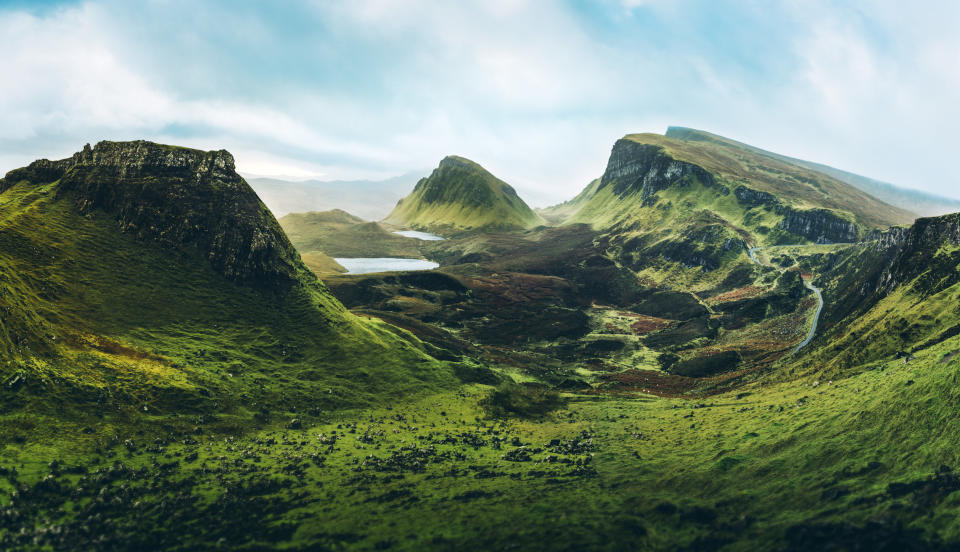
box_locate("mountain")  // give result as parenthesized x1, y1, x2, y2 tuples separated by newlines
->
(384, 156, 544, 232)
(279, 209, 424, 261)
(0, 141, 458, 425)
(548, 130, 917, 276)
(245, 172, 424, 221)
(666, 126, 960, 217)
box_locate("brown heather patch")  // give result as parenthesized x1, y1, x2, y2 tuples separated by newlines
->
(707, 285, 765, 304)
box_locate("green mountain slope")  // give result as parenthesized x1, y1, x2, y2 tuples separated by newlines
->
(550, 130, 917, 280)
(787, 213, 960, 377)
(667, 126, 960, 217)
(279, 209, 423, 260)
(384, 156, 544, 232)
(0, 141, 457, 430)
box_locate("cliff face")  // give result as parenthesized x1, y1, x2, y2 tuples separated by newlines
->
(778, 208, 860, 243)
(599, 140, 717, 203)
(1, 141, 301, 285)
(817, 212, 960, 329)
(876, 213, 960, 295)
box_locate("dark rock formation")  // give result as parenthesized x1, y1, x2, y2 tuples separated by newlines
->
(599, 140, 717, 202)
(733, 185, 778, 207)
(1, 141, 301, 285)
(778, 207, 860, 243)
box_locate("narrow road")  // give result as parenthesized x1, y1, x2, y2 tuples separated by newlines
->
(747, 245, 824, 354)
(794, 279, 823, 353)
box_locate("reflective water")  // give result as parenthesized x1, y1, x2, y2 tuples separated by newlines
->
(334, 257, 440, 274)
(392, 230, 446, 241)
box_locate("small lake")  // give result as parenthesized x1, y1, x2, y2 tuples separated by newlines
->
(334, 258, 440, 274)
(392, 230, 446, 241)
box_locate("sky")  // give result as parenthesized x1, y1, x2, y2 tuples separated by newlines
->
(1, 0, 958, 207)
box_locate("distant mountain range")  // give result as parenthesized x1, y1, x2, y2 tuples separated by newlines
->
(245, 171, 425, 221)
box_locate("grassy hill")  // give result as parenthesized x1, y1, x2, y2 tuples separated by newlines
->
(545, 130, 917, 283)
(0, 141, 460, 434)
(384, 156, 544, 232)
(666, 126, 960, 217)
(279, 209, 424, 261)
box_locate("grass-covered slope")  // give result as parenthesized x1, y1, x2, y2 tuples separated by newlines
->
(550, 130, 916, 281)
(660, 127, 917, 227)
(279, 209, 423, 260)
(0, 141, 458, 433)
(384, 156, 544, 232)
(667, 126, 960, 217)
(786, 213, 960, 377)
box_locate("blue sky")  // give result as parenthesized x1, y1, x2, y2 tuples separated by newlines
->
(1, 0, 958, 206)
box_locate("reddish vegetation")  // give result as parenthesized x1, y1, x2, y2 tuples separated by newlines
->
(629, 315, 673, 335)
(593, 369, 701, 397)
(464, 272, 576, 307)
(707, 285, 765, 304)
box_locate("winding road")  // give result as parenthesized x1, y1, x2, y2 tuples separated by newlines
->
(747, 245, 823, 354)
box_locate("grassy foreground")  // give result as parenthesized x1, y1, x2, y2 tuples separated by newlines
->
(3, 330, 960, 550)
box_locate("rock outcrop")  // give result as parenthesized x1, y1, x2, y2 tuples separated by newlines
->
(778, 207, 860, 243)
(1, 141, 301, 285)
(599, 140, 717, 203)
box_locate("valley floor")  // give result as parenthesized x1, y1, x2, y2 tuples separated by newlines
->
(4, 332, 960, 551)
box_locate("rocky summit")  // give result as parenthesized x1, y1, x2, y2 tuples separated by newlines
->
(1, 140, 300, 285)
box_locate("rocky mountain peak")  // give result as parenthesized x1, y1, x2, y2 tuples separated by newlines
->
(2, 141, 302, 286)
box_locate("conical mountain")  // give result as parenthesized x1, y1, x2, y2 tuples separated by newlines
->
(384, 155, 544, 232)
(0, 141, 455, 422)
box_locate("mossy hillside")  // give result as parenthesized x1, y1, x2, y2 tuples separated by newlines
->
(667, 125, 960, 217)
(385, 156, 544, 232)
(0, 146, 460, 433)
(5, 334, 960, 550)
(786, 238, 960, 378)
(634, 130, 915, 228)
(279, 209, 423, 259)
(552, 130, 913, 287)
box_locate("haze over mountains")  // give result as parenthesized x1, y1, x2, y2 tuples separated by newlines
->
(245, 171, 424, 221)
(245, 127, 958, 226)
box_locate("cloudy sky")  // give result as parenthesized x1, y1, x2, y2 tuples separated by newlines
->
(1, 0, 958, 206)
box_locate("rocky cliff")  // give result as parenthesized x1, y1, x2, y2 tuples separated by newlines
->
(599, 140, 718, 203)
(1, 141, 301, 285)
(777, 207, 860, 243)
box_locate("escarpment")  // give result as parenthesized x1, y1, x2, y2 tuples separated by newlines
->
(1, 141, 301, 285)
(599, 140, 717, 203)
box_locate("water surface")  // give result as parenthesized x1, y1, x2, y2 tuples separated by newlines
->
(334, 257, 440, 274)
(392, 230, 445, 241)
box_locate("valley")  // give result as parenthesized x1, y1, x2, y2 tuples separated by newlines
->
(3, 131, 960, 551)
